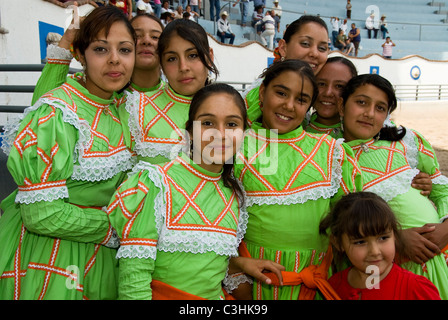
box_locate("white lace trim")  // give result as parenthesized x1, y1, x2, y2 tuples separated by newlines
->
(222, 268, 253, 293)
(125, 91, 188, 160)
(433, 174, 448, 185)
(241, 77, 263, 99)
(15, 185, 69, 204)
(46, 44, 73, 61)
(117, 244, 157, 259)
(1, 97, 134, 182)
(363, 168, 420, 202)
(402, 128, 419, 169)
(244, 138, 345, 207)
(117, 160, 248, 258)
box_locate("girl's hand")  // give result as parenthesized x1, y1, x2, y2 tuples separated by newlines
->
(399, 226, 440, 264)
(229, 257, 285, 285)
(411, 171, 432, 196)
(421, 222, 448, 251)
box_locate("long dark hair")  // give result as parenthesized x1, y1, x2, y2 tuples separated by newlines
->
(185, 83, 248, 206)
(157, 19, 219, 83)
(257, 59, 318, 124)
(341, 73, 406, 141)
(319, 191, 403, 267)
(324, 56, 358, 78)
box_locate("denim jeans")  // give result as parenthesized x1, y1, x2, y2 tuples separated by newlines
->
(209, 0, 221, 21)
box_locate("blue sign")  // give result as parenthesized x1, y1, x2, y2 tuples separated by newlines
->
(38, 21, 64, 62)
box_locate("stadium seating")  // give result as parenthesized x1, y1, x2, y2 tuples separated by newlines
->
(197, 0, 448, 60)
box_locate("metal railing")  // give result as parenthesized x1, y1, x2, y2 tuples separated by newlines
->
(0, 64, 80, 113)
(1, 65, 447, 117)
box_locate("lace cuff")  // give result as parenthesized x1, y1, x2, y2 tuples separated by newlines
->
(46, 44, 73, 63)
(16, 180, 68, 204)
(222, 271, 253, 294)
(116, 239, 158, 259)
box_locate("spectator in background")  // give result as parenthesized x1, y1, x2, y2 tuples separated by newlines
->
(348, 22, 361, 56)
(335, 28, 347, 51)
(190, 0, 201, 17)
(366, 12, 379, 39)
(344, 38, 354, 56)
(136, 0, 154, 15)
(252, 0, 266, 9)
(252, 5, 264, 36)
(109, 0, 132, 18)
(257, 10, 276, 50)
(233, 0, 250, 27)
(273, 0, 282, 21)
(380, 15, 389, 39)
(217, 11, 235, 44)
(161, 11, 174, 26)
(340, 18, 348, 35)
(209, 0, 221, 21)
(330, 17, 340, 46)
(185, 5, 200, 21)
(382, 37, 395, 59)
(174, 5, 184, 19)
(346, 0, 352, 19)
(153, 0, 162, 18)
(161, 0, 174, 16)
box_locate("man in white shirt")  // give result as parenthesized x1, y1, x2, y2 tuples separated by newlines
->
(330, 17, 340, 46)
(217, 11, 235, 44)
(136, 0, 154, 15)
(273, 0, 282, 20)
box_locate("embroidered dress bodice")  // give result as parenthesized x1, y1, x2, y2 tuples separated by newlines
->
(107, 154, 248, 299)
(2, 76, 134, 205)
(304, 112, 343, 139)
(124, 85, 192, 164)
(232, 122, 363, 300)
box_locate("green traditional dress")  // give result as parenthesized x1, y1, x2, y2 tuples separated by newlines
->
(304, 112, 343, 139)
(233, 122, 363, 300)
(345, 128, 448, 300)
(0, 77, 135, 300)
(107, 154, 248, 299)
(124, 86, 191, 164)
(243, 81, 263, 126)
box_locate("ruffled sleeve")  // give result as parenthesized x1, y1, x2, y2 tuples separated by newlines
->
(31, 44, 72, 105)
(3, 100, 116, 246)
(407, 129, 448, 219)
(107, 162, 167, 299)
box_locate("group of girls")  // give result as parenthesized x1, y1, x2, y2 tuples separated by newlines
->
(0, 5, 447, 301)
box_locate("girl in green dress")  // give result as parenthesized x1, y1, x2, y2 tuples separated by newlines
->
(230, 59, 363, 300)
(0, 6, 136, 300)
(126, 18, 219, 164)
(245, 15, 330, 125)
(338, 73, 448, 299)
(107, 83, 282, 299)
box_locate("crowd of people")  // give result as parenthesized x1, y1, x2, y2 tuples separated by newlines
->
(1, 3, 447, 302)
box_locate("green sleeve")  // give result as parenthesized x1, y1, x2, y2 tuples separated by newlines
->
(118, 258, 155, 300)
(32, 47, 71, 105)
(107, 165, 165, 299)
(7, 103, 112, 244)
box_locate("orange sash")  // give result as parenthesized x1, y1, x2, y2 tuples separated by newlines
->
(151, 280, 235, 300)
(238, 242, 341, 300)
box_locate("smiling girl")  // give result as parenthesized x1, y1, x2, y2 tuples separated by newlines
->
(231, 60, 362, 300)
(0, 6, 136, 300)
(319, 192, 441, 300)
(244, 15, 330, 125)
(126, 18, 219, 164)
(338, 74, 448, 299)
(107, 83, 249, 300)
